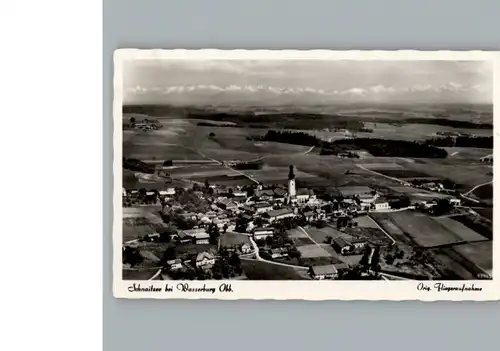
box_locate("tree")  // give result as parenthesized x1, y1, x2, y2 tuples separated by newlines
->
(159, 247, 176, 266)
(359, 245, 372, 271)
(324, 236, 333, 244)
(123, 246, 144, 267)
(316, 220, 327, 228)
(228, 252, 241, 267)
(129, 117, 136, 126)
(204, 179, 210, 189)
(223, 223, 228, 233)
(209, 132, 216, 138)
(265, 236, 274, 246)
(370, 245, 381, 273)
(163, 160, 173, 167)
(385, 254, 394, 265)
(208, 223, 220, 245)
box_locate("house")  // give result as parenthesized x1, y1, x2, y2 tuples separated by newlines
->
(240, 243, 252, 254)
(303, 210, 316, 222)
(218, 198, 238, 211)
(332, 236, 355, 255)
(253, 227, 275, 240)
(166, 259, 182, 271)
(271, 247, 288, 258)
(232, 191, 247, 197)
(372, 198, 390, 211)
(309, 265, 338, 280)
(273, 188, 287, 198)
(159, 188, 176, 196)
(350, 238, 367, 251)
(449, 198, 461, 206)
(178, 228, 210, 244)
(254, 202, 273, 214)
(196, 252, 216, 268)
(232, 195, 247, 204)
(263, 207, 295, 223)
(358, 192, 379, 204)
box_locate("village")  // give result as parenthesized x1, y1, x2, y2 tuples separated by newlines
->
(122, 162, 470, 281)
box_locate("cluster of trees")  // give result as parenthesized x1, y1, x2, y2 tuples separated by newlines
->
(330, 138, 448, 158)
(123, 157, 156, 174)
(211, 249, 243, 279)
(197, 122, 239, 128)
(262, 130, 320, 146)
(123, 246, 144, 267)
(408, 117, 492, 129)
(425, 136, 493, 148)
(384, 246, 405, 265)
(389, 196, 411, 209)
(359, 245, 381, 273)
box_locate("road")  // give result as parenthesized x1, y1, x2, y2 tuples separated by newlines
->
(366, 216, 396, 245)
(297, 225, 327, 251)
(356, 164, 410, 186)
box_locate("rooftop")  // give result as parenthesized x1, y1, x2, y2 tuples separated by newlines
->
(196, 252, 215, 261)
(311, 265, 337, 275)
(264, 207, 294, 217)
(337, 186, 373, 197)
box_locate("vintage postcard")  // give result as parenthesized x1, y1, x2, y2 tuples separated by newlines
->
(113, 49, 499, 300)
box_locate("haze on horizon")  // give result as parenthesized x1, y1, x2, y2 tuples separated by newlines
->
(123, 60, 493, 106)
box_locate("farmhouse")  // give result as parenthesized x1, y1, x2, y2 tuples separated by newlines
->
(309, 265, 338, 280)
(159, 188, 176, 196)
(271, 247, 288, 258)
(240, 243, 252, 254)
(449, 198, 461, 206)
(166, 259, 182, 271)
(253, 227, 275, 240)
(196, 252, 216, 268)
(332, 237, 354, 255)
(372, 198, 390, 211)
(263, 208, 295, 223)
(178, 228, 210, 244)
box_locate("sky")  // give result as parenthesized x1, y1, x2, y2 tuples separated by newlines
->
(122, 60, 493, 106)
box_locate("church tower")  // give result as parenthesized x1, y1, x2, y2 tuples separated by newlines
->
(288, 165, 296, 203)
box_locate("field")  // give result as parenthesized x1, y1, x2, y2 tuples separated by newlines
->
(432, 217, 487, 242)
(355, 215, 379, 228)
(452, 241, 493, 276)
(344, 226, 393, 246)
(296, 244, 331, 258)
(443, 147, 493, 160)
(370, 211, 469, 247)
(122, 268, 159, 281)
(471, 183, 493, 200)
(122, 207, 164, 242)
(473, 208, 493, 221)
(370, 213, 412, 244)
(375, 169, 430, 179)
(304, 226, 344, 244)
(219, 232, 251, 247)
(241, 259, 309, 280)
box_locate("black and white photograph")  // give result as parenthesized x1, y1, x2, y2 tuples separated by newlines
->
(114, 50, 498, 300)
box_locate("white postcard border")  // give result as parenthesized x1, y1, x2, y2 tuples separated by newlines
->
(113, 49, 500, 301)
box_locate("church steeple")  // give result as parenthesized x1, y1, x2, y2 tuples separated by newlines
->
(288, 165, 296, 202)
